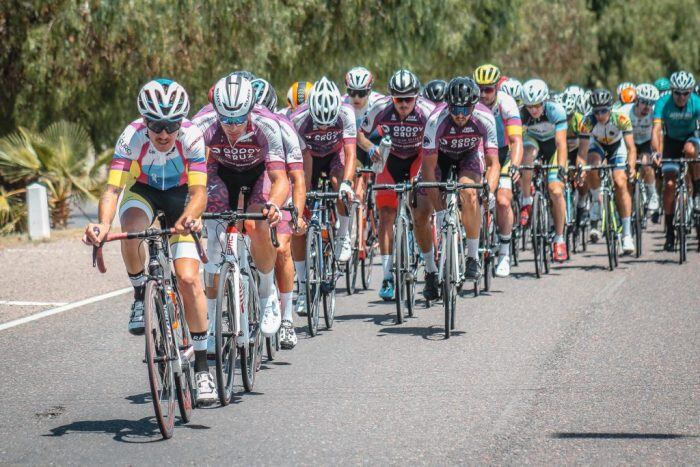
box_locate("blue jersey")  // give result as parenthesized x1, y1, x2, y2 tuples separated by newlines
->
(521, 101, 567, 142)
(653, 93, 700, 141)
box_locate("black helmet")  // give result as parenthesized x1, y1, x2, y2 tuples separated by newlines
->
(388, 69, 420, 97)
(422, 79, 448, 103)
(446, 77, 480, 106)
(589, 88, 613, 107)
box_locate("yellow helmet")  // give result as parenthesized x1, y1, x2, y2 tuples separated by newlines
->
(286, 81, 314, 109)
(473, 64, 501, 86)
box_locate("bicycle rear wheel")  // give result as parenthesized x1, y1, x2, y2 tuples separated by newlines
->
(443, 224, 456, 338)
(305, 228, 322, 336)
(143, 281, 176, 439)
(322, 237, 337, 329)
(214, 263, 237, 406)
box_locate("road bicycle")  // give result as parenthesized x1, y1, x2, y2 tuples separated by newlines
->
(667, 159, 700, 264)
(351, 168, 380, 292)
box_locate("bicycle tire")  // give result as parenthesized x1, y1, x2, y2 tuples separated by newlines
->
(214, 263, 237, 406)
(143, 280, 176, 439)
(443, 224, 455, 338)
(404, 226, 416, 318)
(393, 222, 404, 324)
(603, 191, 615, 271)
(541, 196, 551, 274)
(322, 238, 337, 329)
(240, 271, 262, 392)
(532, 193, 543, 278)
(633, 181, 643, 258)
(677, 189, 687, 264)
(362, 208, 378, 290)
(305, 228, 322, 336)
(265, 330, 278, 362)
(171, 290, 193, 420)
(482, 210, 492, 292)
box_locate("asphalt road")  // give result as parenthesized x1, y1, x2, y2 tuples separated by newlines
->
(0, 223, 698, 464)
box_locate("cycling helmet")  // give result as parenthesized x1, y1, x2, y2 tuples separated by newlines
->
(561, 89, 580, 116)
(251, 78, 278, 111)
(521, 79, 549, 106)
(589, 88, 613, 108)
(473, 64, 501, 86)
(388, 69, 420, 97)
(422, 79, 448, 103)
(616, 82, 635, 99)
(286, 81, 313, 110)
(669, 71, 696, 90)
(579, 90, 592, 115)
(550, 91, 563, 104)
(212, 74, 254, 118)
(619, 87, 637, 104)
(654, 77, 671, 92)
(308, 77, 342, 126)
(345, 66, 374, 90)
(445, 77, 480, 106)
(635, 83, 659, 102)
(137, 78, 190, 121)
(499, 78, 523, 102)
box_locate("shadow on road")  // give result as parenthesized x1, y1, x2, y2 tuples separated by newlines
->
(551, 431, 698, 440)
(45, 416, 209, 443)
(335, 312, 396, 326)
(378, 325, 465, 340)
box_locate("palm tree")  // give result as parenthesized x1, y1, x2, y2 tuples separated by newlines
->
(0, 121, 112, 229)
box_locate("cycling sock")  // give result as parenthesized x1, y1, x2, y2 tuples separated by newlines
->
(589, 189, 601, 220)
(435, 210, 447, 229)
(423, 247, 437, 273)
(466, 238, 479, 259)
(499, 235, 511, 255)
(645, 183, 656, 197)
(554, 234, 565, 243)
(207, 298, 216, 334)
(191, 332, 208, 373)
(693, 179, 700, 194)
(258, 270, 275, 299)
(622, 217, 631, 237)
(521, 196, 533, 207)
(128, 270, 146, 301)
(280, 292, 293, 322)
(338, 215, 350, 238)
(381, 255, 393, 280)
(294, 260, 306, 288)
(665, 214, 674, 234)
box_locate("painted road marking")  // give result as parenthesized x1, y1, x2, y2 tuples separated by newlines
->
(0, 300, 68, 306)
(0, 288, 132, 332)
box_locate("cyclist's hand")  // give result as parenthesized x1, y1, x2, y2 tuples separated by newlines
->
(263, 202, 281, 227)
(368, 145, 381, 163)
(627, 165, 637, 181)
(339, 180, 354, 202)
(293, 216, 308, 235)
(185, 217, 203, 234)
(509, 165, 521, 183)
(651, 152, 662, 167)
(174, 215, 197, 234)
(83, 222, 110, 246)
(484, 192, 496, 211)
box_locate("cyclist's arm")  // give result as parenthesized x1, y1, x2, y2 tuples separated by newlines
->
(176, 184, 207, 233)
(289, 169, 306, 214)
(624, 133, 636, 171)
(303, 149, 313, 191)
(484, 149, 500, 194)
(267, 168, 291, 209)
(357, 131, 374, 153)
(340, 104, 358, 182)
(651, 121, 664, 157)
(508, 131, 523, 167)
(342, 142, 357, 182)
(555, 129, 568, 169)
(421, 150, 442, 211)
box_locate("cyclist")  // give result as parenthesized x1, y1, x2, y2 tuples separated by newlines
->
(619, 83, 661, 214)
(414, 77, 499, 295)
(561, 86, 587, 217)
(474, 64, 523, 277)
(422, 79, 448, 104)
(252, 78, 306, 349)
(279, 81, 314, 118)
(651, 71, 700, 251)
(194, 74, 289, 348)
(520, 78, 570, 261)
(358, 69, 436, 300)
(84, 79, 217, 405)
(499, 78, 523, 107)
(576, 88, 637, 255)
(654, 77, 672, 98)
(290, 77, 357, 302)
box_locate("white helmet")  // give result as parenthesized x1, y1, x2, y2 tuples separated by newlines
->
(309, 77, 342, 126)
(499, 78, 522, 101)
(562, 85, 585, 115)
(635, 83, 659, 102)
(669, 71, 696, 90)
(521, 79, 549, 106)
(579, 89, 592, 115)
(345, 66, 374, 90)
(137, 78, 190, 121)
(616, 81, 635, 99)
(212, 74, 254, 119)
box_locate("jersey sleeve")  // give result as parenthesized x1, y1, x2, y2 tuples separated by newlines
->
(616, 113, 633, 134)
(499, 93, 523, 137)
(339, 103, 357, 144)
(180, 123, 207, 187)
(257, 115, 287, 171)
(107, 123, 141, 188)
(421, 110, 442, 153)
(550, 103, 568, 132)
(481, 109, 499, 152)
(652, 95, 669, 122)
(360, 97, 388, 135)
(578, 115, 594, 137)
(279, 119, 304, 171)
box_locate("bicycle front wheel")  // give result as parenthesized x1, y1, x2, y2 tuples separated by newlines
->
(322, 237, 337, 329)
(532, 193, 544, 278)
(171, 290, 193, 421)
(305, 227, 322, 336)
(676, 189, 687, 264)
(603, 191, 616, 271)
(240, 271, 262, 392)
(214, 263, 237, 406)
(443, 224, 456, 338)
(633, 181, 643, 258)
(393, 222, 405, 324)
(143, 281, 176, 439)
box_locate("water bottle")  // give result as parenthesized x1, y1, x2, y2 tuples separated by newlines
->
(372, 135, 392, 174)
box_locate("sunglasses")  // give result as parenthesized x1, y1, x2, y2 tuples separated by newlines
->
(218, 113, 248, 126)
(673, 90, 690, 97)
(637, 98, 655, 107)
(146, 118, 182, 134)
(525, 104, 543, 110)
(593, 107, 611, 115)
(449, 105, 474, 116)
(479, 86, 496, 94)
(348, 89, 369, 98)
(393, 96, 416, 103)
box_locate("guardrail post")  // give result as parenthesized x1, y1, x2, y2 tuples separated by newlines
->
(27, 182, 51, 240)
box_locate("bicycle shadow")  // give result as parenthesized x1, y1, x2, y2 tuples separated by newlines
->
(550, 431, 698, 440)
(378, 325, 465, 341)
(335, 312, 396, 326)
(45, 416, 210, 443)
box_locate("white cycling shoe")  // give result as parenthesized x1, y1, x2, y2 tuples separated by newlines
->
(195, 371, 218, 406)
(336, 236, 352, 262)
(261, 293, 282, 337)
(622, 235, 635, 255)
(648, 191, 660, 211)
(295, 290, 307, 317)
(495, 255, 511, 278)
(279, 320, 298, 349)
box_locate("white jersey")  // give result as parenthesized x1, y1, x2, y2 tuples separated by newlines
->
(619, 103, 654, 145)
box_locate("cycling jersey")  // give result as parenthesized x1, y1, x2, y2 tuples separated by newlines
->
(484, 91, 522, 148)
(290, 102, 357, 157)
(521, 101, 567, 141)
(578, 111, 632, 147)
(619, 103, 653, 144)
(277, 114, 305, 172)
(360, 96, 436, 159)
(652, 93, 700, 141)
(108, 118, 206, 190)
(566, 112, 584, 152)
(342, 91, 385, 129)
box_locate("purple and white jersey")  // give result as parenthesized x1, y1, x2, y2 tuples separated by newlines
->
(422, 102, 498, 159)
(361, 96, 436, 159)
(193, 104, 286, 173)
(290, 102, 357, 157)
(277, 114, 304, 172)
(342, 91, 385, 129)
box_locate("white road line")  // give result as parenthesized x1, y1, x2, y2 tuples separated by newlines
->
(0, 287, 132, 332)
(0, 300, 68, 306)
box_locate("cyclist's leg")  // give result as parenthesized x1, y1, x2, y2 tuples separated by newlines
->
(375, 156, 401, 283)
(458, 167, 483, 278)
(587, 142, 604, 239)
(413, 159, 441, 298)
(274, 226, 297, 347)
(661, 137, 683, 244)
(329, 150, 352, 260)
(686, 138, 700, 205)
(520, 137, 538, 221)
(610, 143, 632, 228)
(544, 143, 566, 240)
(496, 149, 514, 266)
